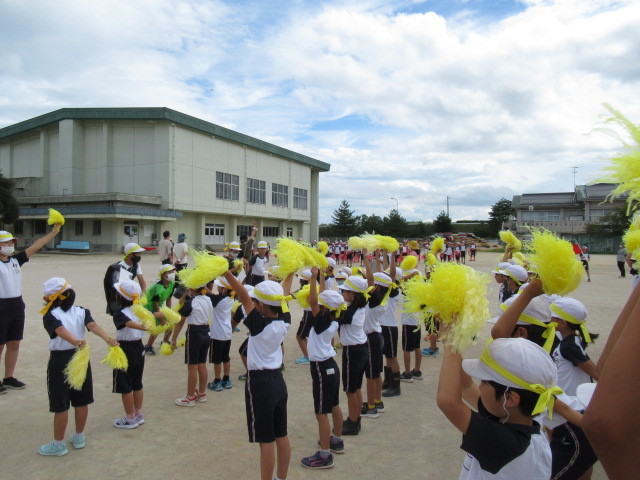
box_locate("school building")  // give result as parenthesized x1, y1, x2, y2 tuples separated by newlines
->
(0, 108, 330, 252)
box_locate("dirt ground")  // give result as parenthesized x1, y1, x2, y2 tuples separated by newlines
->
(0, 251, 621, 479)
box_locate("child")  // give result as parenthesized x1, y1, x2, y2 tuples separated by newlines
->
(294, 269, 313, 365)
(207, 276, 235, 391)
(0, 224, 61, 393)
(173, 281, 215, 406)
(579, 247, 591, 282)
(104, 243, 147, 316)
(437, 336, 562, 479)
(399, 268, 423, 382)
(380, 266, 402, 398)
(224, 271, 291, 480)
(248, 241, 270, 286)
(39, 277, 118, 455)
(300, 268, 345, 469)
(111, 280, 149, 428)
(143, 264, 176, 355)
(337, 268, 373, 435)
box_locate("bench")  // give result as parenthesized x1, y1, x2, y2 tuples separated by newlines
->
(56, 240, 90, 251)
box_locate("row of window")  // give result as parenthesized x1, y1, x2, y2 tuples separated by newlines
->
(521, 209, 611, 222)
(215, 172, 308, 210)
(16, 220, 102, 236)
(203, 224, 293, 238)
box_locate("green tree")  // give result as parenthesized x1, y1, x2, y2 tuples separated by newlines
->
(331, 200, 358, 237)
(586, 206, 632, 237)
(358, 214, 384, 235)
(488, 198, 515, 235)
(433, 211, 452, 233)
(383, 209, 408, 237)
(0, 173, 19, 226)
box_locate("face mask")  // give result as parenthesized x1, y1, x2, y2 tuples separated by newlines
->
(165, 273, 176, 282)
(337, 280, 345, 286)
(131, 255, 141, 264)
(228, 251, 238, 258)
(0, 246, 15, 256)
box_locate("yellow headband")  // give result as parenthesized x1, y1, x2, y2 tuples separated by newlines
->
(40, 282, 69, 314)
(550, 304, 591, 343)
(480, 341, 563, 419)
(0, 233, 15, 241)
(253, 289, 293, 313)
(318, 298, 348, 318)
(123, 245, 142, 260)
(506, 271, 523, 285)
(343, 279, 374, 301)
(118, 284, 140, 304)
(376, 279, 398, 307)
(499, 303, 557, 353)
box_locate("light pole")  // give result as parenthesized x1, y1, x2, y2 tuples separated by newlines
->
(390, 197, 399, 213)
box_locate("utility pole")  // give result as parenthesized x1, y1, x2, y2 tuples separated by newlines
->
(446, 196, 451, 217)
(571, 166, 579, 190)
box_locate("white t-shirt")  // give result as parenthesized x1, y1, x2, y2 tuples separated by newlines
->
(339, 306, 367, 346)
(113, 306, 146, 341)
(210, 295, 234, 341)
(379, 293, 400, 327)
(307, 312, 339, 362)
(245, 310, 290, 370)
(173, 242, 188, 264)
(552, 335, 592, 396)
(43, 306, 93, 351)
(0, 251, 28, 298)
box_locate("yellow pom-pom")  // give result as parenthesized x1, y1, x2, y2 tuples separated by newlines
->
(160, 342, 174, 356)
(160, 306, 181, 326)
(177, 336, 186, 347)
(400, 255, 418, 271)
(512, 252, 527, 266)
(527, 228, 584, 295)
(351, 266, 363, 276)
(101, 346, 128, 371)
(179, 250, 230, 289)
(376, 235, 399, 252)
(348, 234, 379, 251)
(47, 208, 65, 226)
(132, 304, 168, 336)
(302, 244, 329, 270)
(426, 253, 437, 267)
(429, 237, 445, 256)
(293, 284, 318, 309)
(499, 231, 522, 252)
(64, 343, 91, 390)
(623, 228, 640, 261)
(231, 299, 241, 314)
(316, 241, 329, 255)
(172, 301, 183, 312)
(272, 238, 306, 279)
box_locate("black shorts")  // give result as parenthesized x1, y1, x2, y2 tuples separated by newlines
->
(248, 274, 265, 286)
(0, 297, 26, 344)
(381, 326, 398, 359)
(582, 260, 589, 271)
(341, 343, 368, 393)
(365, 332, 384, 379)
(185, 325, 209, 365)
(245, 369, 288, 443)
(209, 338, 231, 364)
(113, 340, 145, 394)
(311, 358, 340, 414)
(402, 324, 421, 351)
(47, 350, 94, 412)
(296, 311, 313, 339)
(551, 421, 598, 479)
(238, 337, 249, 357)
(161, 258, 172, 265)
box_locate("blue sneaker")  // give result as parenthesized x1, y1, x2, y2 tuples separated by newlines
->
(207, 381, 223, 392)
(295, 356, 310, 365)
(422, 347, 440, 357)
(221, 379, 232, 389)
(238, 372, 247, 381)
(70, 433, 86, 449)
(38, 441, 69, 456)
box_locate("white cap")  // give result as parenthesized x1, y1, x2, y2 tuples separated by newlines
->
(319, 290, 346, 309)
(339, 276, 369, 294)
(257, 241, 268, 249)
(299, 269, 313, 281)
(504, 265, 528, 284)
(229, 241, 241, 251)
(245, 285, 256, 299)
(462, 337, 558, 390)
(114, 279, 142, 301)
(327, 257, 336, 268)
(335, 270, 348, 280)
(43, 277, 71, 296)
(501, 295, 552, 325)
(550, 297, 587, 323)
(491, 262, 511, 275)
(576, 383, 596, 409)
(339, 267, 352, 277)
(373, 271, 393, 286)
(124, 243, 145, 256)
(214, 276, 232, 289)
(0, 231, 18, 243)
(158, 264, 176, 277)
(254, 280, 285, 306)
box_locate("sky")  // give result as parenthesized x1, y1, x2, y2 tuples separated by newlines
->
(1, 0, 639, 223)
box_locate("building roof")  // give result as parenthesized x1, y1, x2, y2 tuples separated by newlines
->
(512, 192, 580, 208)
(0, 107, 330, 172)
(575, 183, 627, 202)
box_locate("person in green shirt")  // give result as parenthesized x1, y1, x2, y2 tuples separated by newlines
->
(143, 264, 176, 355)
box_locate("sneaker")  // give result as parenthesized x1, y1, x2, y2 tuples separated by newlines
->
(294, 356, 310, 365)
(280, 363, 285, 371)
(221, 379, 232, 389)
(238, 372, 248, 381)
(135, 414, 145, 425)
(301, 451, 334, 469)
(0, 382, 6, 394)
(113, 417, 139, 429)
(195, 391, 207, 403)
(143, 345, 156, 356)
(361, 405, 380, 419)
(399, 372, 414, 383)
(422, 347, 439, 357)
(207, 381, 223, 392)
(38, 441, 69, 456)
(329, 435, 345, 454)
(360, 402, 368, 415)
(2, 376, 26, 389)
(342, 417, 359, 436)
(70, 433, 86, 449)
(411, 369, 423, 380)
(175, 395, 196, 407)
(375, 401, 385, 413)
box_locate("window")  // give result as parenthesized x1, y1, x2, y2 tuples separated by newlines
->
(92, 220, 102, 236)
(589, 209, 611, 222)
(286, 228, 293, 237)
(247, 178, 266, 204)
(521, 210, 560, 221)
(293, 188, 308, 210)
(568, 210, 584, 221)
(272, 183, 288, 207)
(14, 221, 24, 235)
(34, 219, 47, 235)
(74, 220, 84, 236)
(216, 172, 239, 201)
(263, 226, 280, 237)
(237, 225, 253, 238)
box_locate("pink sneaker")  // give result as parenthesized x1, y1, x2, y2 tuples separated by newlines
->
(195, 390, 207, 403)
(175, 395, 196, 407)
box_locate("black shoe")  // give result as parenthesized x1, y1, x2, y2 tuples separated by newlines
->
(360, 402, 368, 415)
(375, 401, 385, 413)
(382, 366, 391, 390)
(0, 382, 6, 394)
(399, 372, 414, 383)
(342, 418, 359, 436)
(382, 373, 401, 397)
(358, 416, 361, 431)
(411, 369, 423, 380)
(2, 377, 25, 389)
(144, 345, 156, 356)
(361, 405, 379, 418)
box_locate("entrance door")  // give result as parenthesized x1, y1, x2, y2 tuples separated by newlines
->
(204, 224, 225, 246)
(123, 221, 139, 246)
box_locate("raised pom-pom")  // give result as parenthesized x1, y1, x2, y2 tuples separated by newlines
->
(101, 345, 128, 371)
(47, 208, 65, 226)
(375, 235, 399, 252)
(348, 234, 379, 251)
(64, 343, 90, 390)
(426, 253, 437, 267)
(179, 250, 230, 289)
(316, 241, 329, 255)
(623, 228, 640, 261)
(272, 237, 306, 278)
(293, 284, 318, 309)
(499, 230, 522, 252)
(527, 228, 583, 295)
(400, 255, 418, 271)
(429, 237, 445, 256)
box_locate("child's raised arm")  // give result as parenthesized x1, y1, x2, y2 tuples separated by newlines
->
(436, 343, 472, 434)
(26, 223, 61, 258)
(491, 278, 543, 339)
(363, 248, 375, 288)
(308, 267, 321, 317)
(224, 270, 253, 315)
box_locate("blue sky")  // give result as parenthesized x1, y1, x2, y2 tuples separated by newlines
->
(1, 0, 639, 223)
